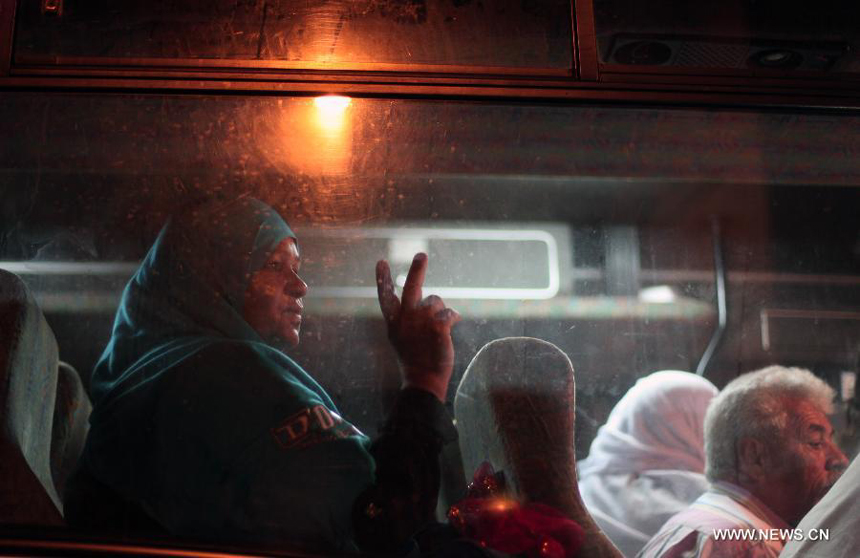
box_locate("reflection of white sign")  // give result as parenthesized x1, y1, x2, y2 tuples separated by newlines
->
(389, 238, 429, 265)
(307, 227, 562, 300)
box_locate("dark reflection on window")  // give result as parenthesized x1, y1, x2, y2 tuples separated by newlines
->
(1, 92, 858, 460)
(14, 0, 572, 70)
(595, 0, 860, 74)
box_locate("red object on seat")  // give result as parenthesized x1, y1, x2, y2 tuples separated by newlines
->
(448, 463, 585, 558)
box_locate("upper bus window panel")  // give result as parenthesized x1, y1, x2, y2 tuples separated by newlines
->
(594, 0, 860, 76)
(13, 0, 572, 72)
(1, 94, 859, 471)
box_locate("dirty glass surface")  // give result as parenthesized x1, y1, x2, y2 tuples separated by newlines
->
(2, 93, 859, 443)
(13, 0, 572, 70)
(1, 94, 859, 546)
(595, 0, 860, 76)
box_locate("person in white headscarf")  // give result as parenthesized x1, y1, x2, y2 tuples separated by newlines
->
(577, 371, 719, 557)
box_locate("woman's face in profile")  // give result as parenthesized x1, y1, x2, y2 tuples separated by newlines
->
(243, 238, 308, 349)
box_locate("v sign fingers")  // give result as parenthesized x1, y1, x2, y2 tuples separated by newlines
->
(376, 260, 400, 327)
(401, 253, 428, 310)
(418, 294, 446, 315)
(433, 307, 461, 331)
(374, 252, 460, 401)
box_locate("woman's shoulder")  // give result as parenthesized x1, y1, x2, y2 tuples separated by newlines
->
(163, 339, 323, 414)
(175, 338, 300, 377)
(183, 337, 282, 361)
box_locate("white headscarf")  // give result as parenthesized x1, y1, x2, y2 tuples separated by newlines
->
(579, 370, 718, 477)
(578, 371, 718, 557)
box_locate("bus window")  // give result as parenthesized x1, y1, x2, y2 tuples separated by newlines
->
(13, 0, 572, 72)
(1, 92, 858, 554)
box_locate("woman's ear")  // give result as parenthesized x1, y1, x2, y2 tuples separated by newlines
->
(737, 437, 769, 485)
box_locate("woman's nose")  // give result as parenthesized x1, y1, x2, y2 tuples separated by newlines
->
(287, 273, 308, 298)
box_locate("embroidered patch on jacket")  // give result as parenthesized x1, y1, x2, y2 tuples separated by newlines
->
(271, 405, 363, 449)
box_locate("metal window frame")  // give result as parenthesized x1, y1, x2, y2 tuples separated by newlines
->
(1, 0, 859, 109)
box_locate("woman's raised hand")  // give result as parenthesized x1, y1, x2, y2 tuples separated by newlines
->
(376, 253, 461, 401)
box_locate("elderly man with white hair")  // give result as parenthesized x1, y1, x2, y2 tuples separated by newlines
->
(637, 366, 848, 558)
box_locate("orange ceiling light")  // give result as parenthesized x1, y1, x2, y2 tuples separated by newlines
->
(313, 95, 351, 112)
(313, 95, 352, 133)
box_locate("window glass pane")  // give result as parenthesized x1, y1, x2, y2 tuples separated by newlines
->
(595, 0, 860, 76)
(14, 0, 572, 70)
(1, 94, 858, 546)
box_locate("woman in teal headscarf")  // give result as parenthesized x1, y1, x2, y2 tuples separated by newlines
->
(66, 197, 461, 554)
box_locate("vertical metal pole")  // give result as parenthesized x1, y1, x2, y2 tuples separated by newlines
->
(573, 0, 599, 80)
(697, 218, 727, 376)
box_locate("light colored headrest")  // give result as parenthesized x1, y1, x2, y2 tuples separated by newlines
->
(0, 269, 63, 521)
(455, 337, 576, 503)
(454, 336, 623, 557)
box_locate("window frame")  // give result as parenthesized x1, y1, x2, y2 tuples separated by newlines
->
(0, 0, 858, 108)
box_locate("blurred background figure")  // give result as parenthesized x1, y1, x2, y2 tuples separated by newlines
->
(638, 366, 848, 558)
(577, 371, 718, 557)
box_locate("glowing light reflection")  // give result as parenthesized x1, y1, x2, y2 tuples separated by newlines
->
(489, 498, 516, 512)
(638, 285, 677, 304)
(314, 95, 352, 134)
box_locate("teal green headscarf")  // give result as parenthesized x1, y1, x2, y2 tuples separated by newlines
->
(89, 196, 298, 408)
(82, 197, 374, 551)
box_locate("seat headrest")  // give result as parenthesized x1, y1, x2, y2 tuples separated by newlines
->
(454, 336, 576, 504)
(0, 268, 63, 521)
(455, 337, 623, 557)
